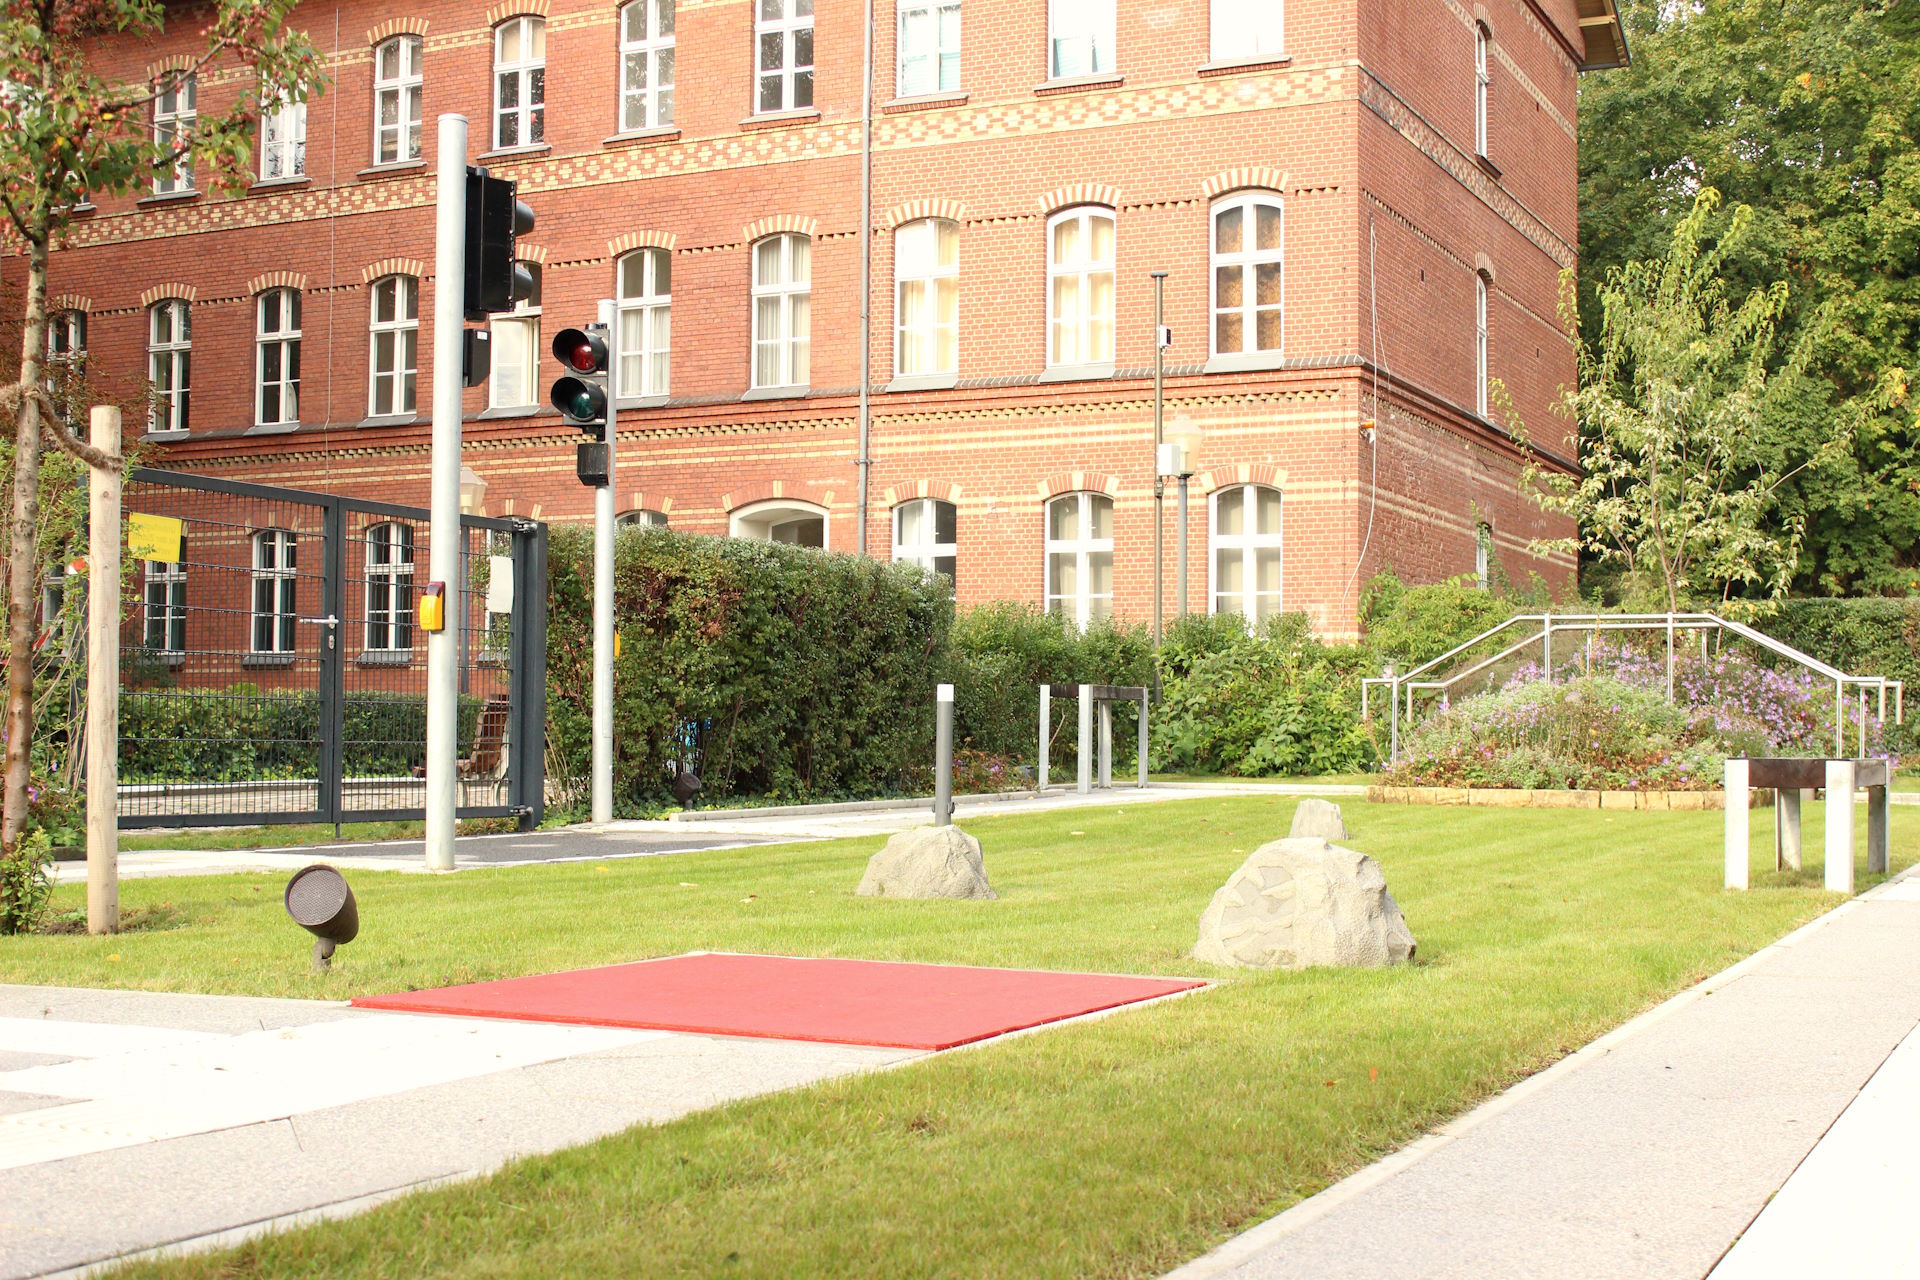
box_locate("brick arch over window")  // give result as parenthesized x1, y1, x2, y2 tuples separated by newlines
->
(1035, 471, 1121, 502)
(608, 230, 677, 257)
(246, 272, 307, 296)
(884, 199, 967, 230)
(360, 257, 427, 285)
(1037, 184, 1121, 216)
(1474, 251, 1497, 283)
(145, 54, 195, 81)
(880, 479, 963, 506)
(1193, 463, 1287, 497)
(515, 242, 549, 265)
(485, 0, 548, 25)
(719, 480, 836, 512)
(140, 284, 197, 307)
(367, 16, 429, 44)
(743, 215, 820, 243)
(50, 293, 93, 314)
(1201, 168, 1289, 200)
(624, 491, 675, 515)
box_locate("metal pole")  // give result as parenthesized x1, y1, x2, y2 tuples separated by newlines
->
(1077, 683, 1093, 796)
(1858, 686, 1867, 759)
(855, 0, 874, 555)
(1098, 698, 1113, 789)
(1137, 690, 1149, 787)
(1665, 615, 1675, 702)
(592, 295, 617, 825)
(1151, 271, 1167, 647)
(424, 113, 468, 873)
(1835, 677, 1844, 759)
(85, 406, 120, 934)
(1037, 683, 1049, 791)
(934, 682, 953, 825)
(1543, 615, 1552, 680)
(1177, 473, 1189, 618)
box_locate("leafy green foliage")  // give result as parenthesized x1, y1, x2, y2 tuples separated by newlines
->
(0, 778, 78, 933)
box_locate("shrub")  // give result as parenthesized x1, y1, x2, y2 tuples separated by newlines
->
(1359, 573, 1524, 670)
(0, 779, 79, 934)
(946, 603, 1153, 765)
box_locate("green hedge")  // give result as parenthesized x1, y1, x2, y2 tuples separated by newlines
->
(946, 603, 1153, 765)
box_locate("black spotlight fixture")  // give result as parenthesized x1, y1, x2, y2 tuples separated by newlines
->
(672, 766, 703, 810)
(284, 864, 359, 971)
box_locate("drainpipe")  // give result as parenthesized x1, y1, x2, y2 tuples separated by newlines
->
(856, 0, 876, 555)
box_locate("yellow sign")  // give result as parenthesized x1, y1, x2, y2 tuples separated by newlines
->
(127, 513, 184, 563)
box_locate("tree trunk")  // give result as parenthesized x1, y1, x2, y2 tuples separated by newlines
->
(3, 238, 50, 854)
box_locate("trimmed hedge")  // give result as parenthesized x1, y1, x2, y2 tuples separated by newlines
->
(946, 602, 1153, 765)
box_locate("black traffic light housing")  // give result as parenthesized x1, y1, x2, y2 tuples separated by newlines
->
(463, 167, 536, 321)
(551, 324, 612, 487)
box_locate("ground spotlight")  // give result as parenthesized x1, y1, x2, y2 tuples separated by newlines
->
(284, 864, 359, 971)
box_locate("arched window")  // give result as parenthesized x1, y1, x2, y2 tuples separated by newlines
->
(893, 498, 956, 583)
(1210, 484, 1282, 622)
(365, 522, 415, 651)
(1045, 491, 1113, 626)
(368, 275, 418, 417)
(1047, 207, 1115, 370)
(154, 73, 196, 194)
(619, 0, 676, 131)
(256, 289, 300, 426)
(490, 262, 542, 408)
(1475, 269, 1490, 419)
(373, 36, 424, 164)
(1474, 24, 1491, 159)
(616, 248, 671, 398)
(1211, 194, 1283, 358)
(617, 509, 669, 529)
(493, 16, 546, 149)
(148, 299, 191, 434)
(894, 218, 958, 378)
(251, 529, 297, 654)
(752, 234, 811, 389)
(731, 499, 827, 548)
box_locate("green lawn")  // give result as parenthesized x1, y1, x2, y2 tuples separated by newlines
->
(3, 796, 1910, 1280)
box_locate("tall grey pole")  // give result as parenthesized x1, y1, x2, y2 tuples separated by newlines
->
(855, 0, 875, 555)
(86, 406, 121, 933)
(1037, 683, 1050, 791)
(592, 295, 617, 825)
(1176, 473, 1190, 618)
(933, 682, 953, 825)
(1151, 272, 1167, 647)
(425, 113, 468, 872)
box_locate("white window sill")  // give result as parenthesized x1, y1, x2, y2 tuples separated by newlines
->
(1034, 74, 1124, 95)
(142, 429, 191, 443)
(882, 91, 969, 113)
(1203, 351, 1288, 374)
(357, 159, 426, 179)
(614, 394, 669, 410)
(603, 126, 681, 147)
(358, 413, 418, 428)
(1197, 54, 1291, 76)
(249, 176, 310, 193)
(1037, 362, 1116, 384)
(245, 421, 301, 436)
(742, 385, 809, 401)
(885, 372, 958, 393)
(739, 108, 821, 130)
(138, 189, 200, 206)
(476, 144, 551, 162)
(478, 404, 549, 420)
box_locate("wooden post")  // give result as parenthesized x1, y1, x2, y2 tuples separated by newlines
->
(86, 407, 121, 935)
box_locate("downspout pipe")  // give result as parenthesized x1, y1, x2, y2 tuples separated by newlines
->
(856, 0, 875, 555)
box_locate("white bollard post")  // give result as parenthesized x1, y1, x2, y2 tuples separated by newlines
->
(933, 682, 953, 826)
(1136, 691, 1149, 788)
(1825, 759, 1856, 895)
(1724, 758, 1749, 890)
(1037, 684, 1050, 792)
(1097, 698, 1113, 789)
(86, 407, 121, 934)
(1077, 684, 1092, 796)
(1775, 787, 1803, 872)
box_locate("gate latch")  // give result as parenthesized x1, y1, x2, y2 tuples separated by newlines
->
(299, 614, 339, 650)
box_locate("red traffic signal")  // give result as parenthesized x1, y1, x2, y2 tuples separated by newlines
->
(549, 325, 610, 437)
(553, 328, 607, 374)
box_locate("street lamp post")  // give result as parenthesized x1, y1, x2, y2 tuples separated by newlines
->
(1166, 416, 1204, 617)
(1150, 272, 1168, 648)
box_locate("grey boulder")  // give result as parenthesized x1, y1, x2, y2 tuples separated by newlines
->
(1288, 797, 1350, 841)
(1194, 837, 1415, 970)
(857, 824, 997, 900)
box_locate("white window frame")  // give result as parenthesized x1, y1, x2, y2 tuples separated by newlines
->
(364, 522, 415, 652)
(898, 0, 961, 97)
(143, 558, 187, 653)
(894, 218, 959, 378)
(1475, 24, 1490, 159)
(368, 275, 418, 417)
(1046, 207, 1116, 371)
(1209, 193, 1285, 358)
(373, 36, 424, 165)
(755, 0, 815, 114)
(256, 289, 300, 426)
(892, 498, 957, 583)
(493, 16, 547, 150)
(751, 233, 811, 389)
(1209, 0, 1283, 63)
(1208, 483, 1284, 622)
(153, 73, 196, 194)
(1044, 491, 1113, 628)
(619, 0, 676, 132)
(1475, 271, 1490, 419)
(259, 85, 305, 181)
(1048, 0, 1115, 79)
(489, 263, 542, 409)
(730, 498, 829, 548)
(251, 529, 297, 654)
(617, 509, 670, 528)
(1475, 520, 1493, 589)
(148, 299, 191, 434)
(615, 248, 672, 399)
(46, 309, 85, 368)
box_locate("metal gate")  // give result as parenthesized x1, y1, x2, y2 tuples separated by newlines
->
(116, 468, 546, 829)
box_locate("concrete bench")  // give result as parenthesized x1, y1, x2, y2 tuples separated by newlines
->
(1724, 758, 1892, 894)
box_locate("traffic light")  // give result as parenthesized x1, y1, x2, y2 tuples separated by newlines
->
(550, 324, 611, 487)
(463, 167, 535, 321)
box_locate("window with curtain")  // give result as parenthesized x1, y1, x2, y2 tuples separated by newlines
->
(1047, 208, 1115, 369)
(148, 299, 191, 433)
(616, 248, 671, 397)
(1475, 270, 1490, 419)
(256, 289, 300, 426)
(154, 73, 196, 193)
(617, 509, 670, 528)
(1210, 0, 1283, 61)
(251, 529, 297, 654)
(368, 275, 418, 416)
(1474, 24, 1490, 158)
(620, 0, 676, 131)
(494, 16, 546, 148)
(1210, 484, 1282, 622)
(752, 234, 811, 388)
(1211, 194, 1283, 357)
(898, 0, 960, 96)
(756, 0, 814, 114)
(1048, 0, 1114, 78)
(893, 498, 956, 583)
(364, 522, 415, 651)
(373, 36, 424, 164)
(259, 85, 305, 180)
(143, 557, 187, 653)
(490, 263, 543, 408)
(894, 218, 958, 377)
(1045, 491, 1113, 626)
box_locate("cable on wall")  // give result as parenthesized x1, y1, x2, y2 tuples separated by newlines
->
(1341, 210, 1387, 618)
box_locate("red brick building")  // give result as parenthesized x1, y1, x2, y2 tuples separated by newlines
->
(20, 0, 1626, 640)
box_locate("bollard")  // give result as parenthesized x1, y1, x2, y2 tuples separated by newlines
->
(1077, 684, 1093, 796)
(1037, 684, 1050, 792)
(1137, 690, 1149, 787)
(1825, 760, 1855, 895)
(1724, 758, 1749, 890)
(934, 683, 954, 826)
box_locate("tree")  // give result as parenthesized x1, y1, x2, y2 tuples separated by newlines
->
(0, 0, 323, 860)
(1524, 190, 1899, 613)
(1577, 0, 1920, 594)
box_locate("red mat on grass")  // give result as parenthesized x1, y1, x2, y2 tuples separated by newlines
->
(351, 952, 1204, 1050)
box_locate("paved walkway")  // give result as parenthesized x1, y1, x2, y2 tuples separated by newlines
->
(1168, 866, 1920, 1280)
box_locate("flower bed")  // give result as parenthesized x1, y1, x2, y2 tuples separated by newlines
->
(1366, 785, 1769, 810)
